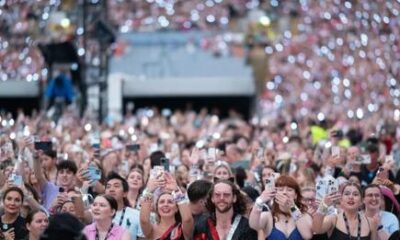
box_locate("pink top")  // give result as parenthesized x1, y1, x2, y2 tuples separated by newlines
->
(83, 222, 127, 240)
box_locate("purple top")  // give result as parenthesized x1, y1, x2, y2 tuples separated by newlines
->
(41, 181, 59, 210)
(84, 222, 127, 240)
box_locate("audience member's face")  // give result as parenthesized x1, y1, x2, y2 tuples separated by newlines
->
(27, 212, 49, 238)
(157, 193, 178, 218)
(211, 182, 236, 213)
(127, 170, 143, 190)
(106, 179, 126, 201)
(214, 166, 230, 180)
(61, 201, 76, 216)
(341, 185, 362, 210)
(301, 189, 316, 207)
(3, 190, 23, 215)
(91, 196, 115, 221)
(363, 187, 381, 211)
(57, 169, 75, 187)
(40, 155, 55, 170)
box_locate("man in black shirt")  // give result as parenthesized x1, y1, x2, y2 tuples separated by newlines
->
(193, 180, 257, 240)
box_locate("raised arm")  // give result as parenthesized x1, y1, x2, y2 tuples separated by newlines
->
(311, 193, 340, 234)
(33, 150, 48, 188)
(249, 188, 275, 232)
(139, 175, 162, 239)
(164, 172, 193, 239)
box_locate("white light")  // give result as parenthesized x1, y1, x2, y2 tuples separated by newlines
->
(343, 78, 350, 87)
(259, 16, 270, 26)
(303, 71, 311, 79)
(347, 110, 354, 118)
(128, 127, 135, 135)
(23, 126, 30, 136)
(282, 136, 289, 143)
(290, 122, 298, 130)
(212, 132, 221, 139)
(60, 18, 71, 28)
(265, 46, 274, 54)
(206, 15, 215, 23)
(76, 27, 84, 35)
(300, 92, 308, 101)
(78, 48, 85, 56)
(9, 132, 16, 140)
(266, 82, 275, 90)
(131, 135, 138, 141)
(317, 113, 325, 121)
(394, 109, 400, 121)
(8, 119, 14, 126)
(275, 43, 283, 52)
(356, 108, 364, 119)
(325, 141, 332, 149)
(1, 120, 7, 127)
(84, 123, 92, 132)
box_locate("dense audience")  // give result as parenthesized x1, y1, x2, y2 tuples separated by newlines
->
(0, 105, 399, 239)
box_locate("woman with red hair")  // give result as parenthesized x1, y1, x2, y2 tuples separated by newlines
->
(249, 175, 313, 239)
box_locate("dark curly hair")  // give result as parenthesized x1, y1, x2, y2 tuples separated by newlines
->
(206, 179, 247, 215)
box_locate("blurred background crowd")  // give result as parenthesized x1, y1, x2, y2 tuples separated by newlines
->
(1, 0, 400, 240)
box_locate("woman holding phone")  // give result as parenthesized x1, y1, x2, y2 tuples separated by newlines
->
(249, 175, 313, 240)
(140, 172, 193, 240)
(312, 182, 378, 240)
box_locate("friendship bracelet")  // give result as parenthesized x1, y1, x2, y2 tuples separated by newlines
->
(316, 201, 328, 215)
(290, 204, 302, 221)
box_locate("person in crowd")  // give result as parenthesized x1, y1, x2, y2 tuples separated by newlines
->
(187, 179, 213, 223)
(193, 179, 257, 239)
(213, 161, 235, 182)
(301, 186, 317, 216)
(312, 182, 377, 239)
(39, 213, 86, 240)
(249, 175, 313, 240)
(126, 164, 145, 209)
(364, 184, 399, 238)
(24, 209, 49, 240)
(0, 187, 28, 240)
(140, 171, 193, 240)
(105, 172, 143, 239)
(83, 195, 131, 240)
(48, 160, 78, 214)
(39, 150, 58, 184)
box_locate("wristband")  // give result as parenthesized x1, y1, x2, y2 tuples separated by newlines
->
(290, 204, 302, 221)
(255, 197, 264, 210)
(317, 201, 328, 215)
(141, 189, 154, 201)
(172, 190, 188, 205)
(377, 225, 383, 231)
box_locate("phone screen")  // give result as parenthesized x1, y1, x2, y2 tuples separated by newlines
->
(126, 144, 140, 151)
(34, 141, 52, 152)
(160, 157, 170, 172)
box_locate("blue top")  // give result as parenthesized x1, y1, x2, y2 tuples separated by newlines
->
(267, 226, 303, 240)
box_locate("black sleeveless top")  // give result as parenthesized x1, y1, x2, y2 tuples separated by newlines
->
(329, 227, 371, 240)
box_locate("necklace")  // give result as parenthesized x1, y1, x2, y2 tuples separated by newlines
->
(343, 212, 361, 240)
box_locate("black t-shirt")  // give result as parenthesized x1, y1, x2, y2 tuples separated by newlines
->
(0, 215, 28, 240)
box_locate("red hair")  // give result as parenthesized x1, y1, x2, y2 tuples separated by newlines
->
(272, 175, 307, 220)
